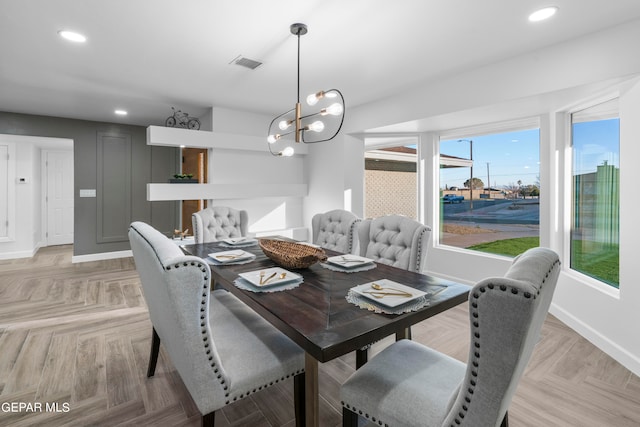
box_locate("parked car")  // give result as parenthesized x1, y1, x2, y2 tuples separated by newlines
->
(442, 194, 464, 203)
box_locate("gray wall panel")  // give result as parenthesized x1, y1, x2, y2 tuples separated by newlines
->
(0, 111, 179, 256)
(96, 132, 132, 243)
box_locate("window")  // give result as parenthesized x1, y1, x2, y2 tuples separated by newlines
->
(365, 143, 418, 220)
(570, 99, 620, 288)
(439, 125, 540, 257)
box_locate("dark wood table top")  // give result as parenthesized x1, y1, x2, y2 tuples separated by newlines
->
(182, 241, 470, 363)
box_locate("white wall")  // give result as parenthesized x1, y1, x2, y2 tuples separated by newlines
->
(303, 19, 640, 375)
(207, 107, 309, 236)
(302, 133, 364, 231)
(345, 19, 640, 135)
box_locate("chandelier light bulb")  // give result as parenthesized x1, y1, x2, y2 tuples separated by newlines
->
(278, 120, 291, 130)
(307, 121, 325, 132)
(307, 92, 321, 106)
(280, 146, 295, 157)
(321, 103, 343, 116)
(324, 91, 338, 98)
(267, 134, 281, 144)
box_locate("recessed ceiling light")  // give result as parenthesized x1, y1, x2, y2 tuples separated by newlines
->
(114, 110, 128, 116)
(58, 30, 87, 43)
(529, 6, 558, 22)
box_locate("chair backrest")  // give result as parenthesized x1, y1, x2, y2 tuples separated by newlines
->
(128, 221, 228, 411)
(442, 247, 561, 427)
(192, 206, 248, 243)
(358, 214, 431, 272)
(312, 209, 361, 254)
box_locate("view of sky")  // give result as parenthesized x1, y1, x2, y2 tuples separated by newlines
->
(440, 128, 540, 190)
(438, 118, 620, 190)
(572, 118, 620, 176)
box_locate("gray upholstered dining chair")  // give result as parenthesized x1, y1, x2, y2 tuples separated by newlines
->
(341, 247, 561, 427)
(312, 209, 361, 254)
(356, 214, 432, 365)
(358, 214, 431, 273)
(192, 206, 248, 243)
(128, 221, 305, 427)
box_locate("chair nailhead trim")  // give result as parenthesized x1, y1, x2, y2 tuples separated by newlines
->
(415, 227, 427, 271)
(341, 402, 389, 427)
(452, 257, 560, 426)
(224, 369, 305, 404)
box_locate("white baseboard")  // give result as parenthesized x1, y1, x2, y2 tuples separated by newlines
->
(72, 250, 133, 264)
(550, 302, 640, 377)
(0, 247, 40, 260)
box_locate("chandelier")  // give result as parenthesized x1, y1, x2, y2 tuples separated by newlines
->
(267, 23, 345, 157)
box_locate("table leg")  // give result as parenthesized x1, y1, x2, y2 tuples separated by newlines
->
(396, 327, 411, 341)
(305, 353, 319, 427)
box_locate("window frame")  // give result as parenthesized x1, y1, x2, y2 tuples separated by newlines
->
(363, 135, 421, 221)
(564, 95, 621, 297)
(435, 117, 541, 256)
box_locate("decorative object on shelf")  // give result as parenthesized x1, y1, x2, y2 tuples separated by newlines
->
(259, 238, 327, 269)
(169, 173, 198, 183)
(267, 23, 345, 157)
(165, 106, 201, 130)
(173, 228, 190, 239)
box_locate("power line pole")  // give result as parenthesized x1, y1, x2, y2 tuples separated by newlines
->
(458, 139, 473, 212)
(486, 162, 490, 198)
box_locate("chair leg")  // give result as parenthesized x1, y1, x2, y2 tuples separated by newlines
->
(500, 411, 509, 427)
(343, 406, 359, 427)
(202, 412, 215, 427)
(294, 373, 306, 427)
(147, 327, 161, 378)
(356, 348, 368, 369)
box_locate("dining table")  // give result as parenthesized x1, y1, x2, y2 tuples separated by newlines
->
(181, 239, 470, 427)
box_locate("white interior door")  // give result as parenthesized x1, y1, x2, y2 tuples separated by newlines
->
(0, 144, 10, 240)
(46, 150, 74, 245)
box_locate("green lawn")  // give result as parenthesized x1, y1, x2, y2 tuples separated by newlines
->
(570, 241, 619, 288)
(467, 237, 539, 257)
(466, 237, 619, 288)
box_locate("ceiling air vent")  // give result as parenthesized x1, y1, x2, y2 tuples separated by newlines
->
(230, 55, 262, 70)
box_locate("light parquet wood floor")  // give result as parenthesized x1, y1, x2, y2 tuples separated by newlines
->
(1, 245, 639, 426)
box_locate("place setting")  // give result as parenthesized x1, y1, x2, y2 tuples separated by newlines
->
(320, 254, 377, 273)
(207, 249, 256, 265)
(233, 266, 303, 293)
(219, 236, 259, 248)
(346, 279, 430, 314)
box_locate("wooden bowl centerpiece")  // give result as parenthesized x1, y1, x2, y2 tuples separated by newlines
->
(258, 239, 327, 269)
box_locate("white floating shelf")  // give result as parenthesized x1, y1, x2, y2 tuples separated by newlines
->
(146, 125, 309, 154)
(147, 183, 308, 201)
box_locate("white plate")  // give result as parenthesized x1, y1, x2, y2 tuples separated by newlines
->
(221, 237, 258, 246)
(351, 279, 427, 308)
(208, 250, 254, 264)
(326, 255, 374, 269)
(238, 267, 302, 288)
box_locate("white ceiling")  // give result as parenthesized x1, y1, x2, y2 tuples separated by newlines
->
(2, 0, 640, 128)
